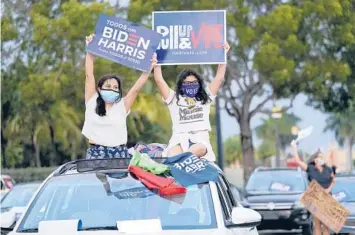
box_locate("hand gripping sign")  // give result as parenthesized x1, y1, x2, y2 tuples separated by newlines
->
(294, 125, 314, 144)
(86, 14, 162, 72)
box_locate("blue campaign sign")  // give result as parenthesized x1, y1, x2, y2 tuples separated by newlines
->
(152, 10, 226, 65)
(86, 14, 162, 72)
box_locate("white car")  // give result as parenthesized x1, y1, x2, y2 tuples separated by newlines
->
(1, 182, 41, 234)
(1, 158, 261, 235)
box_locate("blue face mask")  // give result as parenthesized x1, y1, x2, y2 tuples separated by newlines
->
(99, 89, 121, 103)
(181, 83, 200, 98)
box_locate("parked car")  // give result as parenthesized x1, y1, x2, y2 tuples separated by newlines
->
(0, 182, 41, 235)
(2, 158, 262, 235)
(243, 167, 312, 235)
(331, 174, 355, 235)
(0, 175, 16, 199)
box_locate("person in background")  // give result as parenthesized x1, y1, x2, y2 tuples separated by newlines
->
(291, 141, 335, 235)
(82, 34, 157, 159)
(153, 42, 230, 161)
(286, 153, 299, 168)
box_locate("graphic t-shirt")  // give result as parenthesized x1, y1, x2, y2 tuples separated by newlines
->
(164, 86, 216, 134)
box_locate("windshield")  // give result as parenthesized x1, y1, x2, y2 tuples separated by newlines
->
(246, 171, 306, 193)
(1, 184, 40, 209)
(17, 172, 216, 231)
(332, 177, 355, 202)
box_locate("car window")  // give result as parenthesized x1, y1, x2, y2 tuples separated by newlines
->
(219, 175, 237, 207)
(246, 171, 306, 192)
(332, 178, 355, 202)
(1, 184, 39, 209)
(217, 180, 231, 219)
(216, 174, 236, 220)
(18, 173, 217, 231)
(230, 186, 241, 202)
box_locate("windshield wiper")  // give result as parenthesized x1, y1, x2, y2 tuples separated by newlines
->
(18, 228, 38, 233)
(80, 226, 118, 231)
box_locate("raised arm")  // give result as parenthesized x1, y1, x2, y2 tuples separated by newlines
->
(291, 140, 308, 171)
(209, 42, 230, 95)
(85, 34, 96, 103)
(153, 65, 171, 100)
(123, 54, 158, 112)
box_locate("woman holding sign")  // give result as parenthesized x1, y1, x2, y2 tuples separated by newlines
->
(82, 34, 157, 159)
(291, 141, 335, 235)
(153, 42, 230, 161)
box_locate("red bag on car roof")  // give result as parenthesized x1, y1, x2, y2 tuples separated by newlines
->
(128, 165, 186, 196)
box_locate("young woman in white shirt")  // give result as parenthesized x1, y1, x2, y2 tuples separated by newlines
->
(153, 42, 230, 161)
(82, 34, 157, 159)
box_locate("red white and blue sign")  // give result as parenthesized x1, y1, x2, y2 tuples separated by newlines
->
(152, 10, 226, 65)
(86, 14, 162, 72)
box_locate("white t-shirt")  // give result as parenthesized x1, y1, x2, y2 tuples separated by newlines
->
(164, 86, 216, 134)
(82, 93, 129, 147)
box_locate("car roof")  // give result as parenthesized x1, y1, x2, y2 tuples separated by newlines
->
(335, 175, 355, 180)
(50, 157, 224, 178)
(253, 167, 303, 173)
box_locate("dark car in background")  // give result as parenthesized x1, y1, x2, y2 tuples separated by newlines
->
(243, 167, 312, 235)
(331, 174, 355, 235)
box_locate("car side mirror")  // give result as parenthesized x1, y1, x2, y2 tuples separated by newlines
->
(0, 210, 16, 229)
(227, 207, 261, 228)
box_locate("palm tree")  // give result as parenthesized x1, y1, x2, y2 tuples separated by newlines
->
(223, 135, 242, 166)
(325, 108, 355, 172)
(255, 113, 301, 157)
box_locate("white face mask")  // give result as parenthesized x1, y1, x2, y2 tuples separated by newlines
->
(316, 159, 325, 166)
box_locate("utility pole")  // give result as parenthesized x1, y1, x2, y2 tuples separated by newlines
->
(214, 0, 224, 170)
(271, 105, 282, 167)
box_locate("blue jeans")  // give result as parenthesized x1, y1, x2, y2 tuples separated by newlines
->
(86, 144, 129, 159)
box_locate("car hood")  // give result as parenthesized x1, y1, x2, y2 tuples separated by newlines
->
(246, 192, 302, 203)
(342, 202, 355, 216)
(10, 229, 231, 235)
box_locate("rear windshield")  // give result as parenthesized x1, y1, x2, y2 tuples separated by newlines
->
(246, 171, 306, 192)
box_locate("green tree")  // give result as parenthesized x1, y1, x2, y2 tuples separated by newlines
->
(302, 1, 355, 113)
(221, 0, 353, 180)
(255, 113, 301, 156)
(256, 141, 275, 165)
(223, 135, 242, 166)
(1, 0, 171, 168)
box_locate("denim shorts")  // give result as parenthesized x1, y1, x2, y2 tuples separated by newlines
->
(86, 144, 129, 159)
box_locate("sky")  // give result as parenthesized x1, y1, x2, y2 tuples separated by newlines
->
(107, 0, 337, 154)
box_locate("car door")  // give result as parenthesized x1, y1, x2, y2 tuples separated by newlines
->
(217, 174, 259, 235)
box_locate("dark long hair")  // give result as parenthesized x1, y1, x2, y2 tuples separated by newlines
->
(96, 74, 122, 116)
(175, 69, 209, 105)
